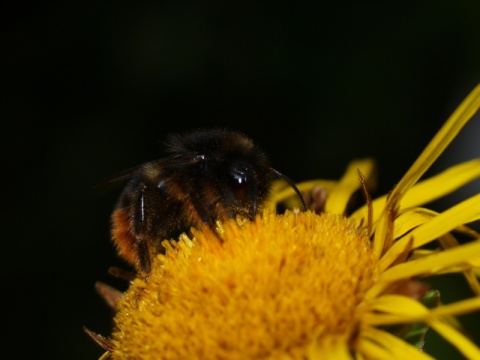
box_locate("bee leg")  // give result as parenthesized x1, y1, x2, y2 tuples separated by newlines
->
(136, 237, 151, 273)
(133, 185, 153, 273)
(188, 193, 222, 235)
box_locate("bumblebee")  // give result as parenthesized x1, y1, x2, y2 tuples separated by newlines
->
(111, 129, 305, 273)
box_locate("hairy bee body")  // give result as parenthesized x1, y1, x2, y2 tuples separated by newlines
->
(111, 129, 277, 273)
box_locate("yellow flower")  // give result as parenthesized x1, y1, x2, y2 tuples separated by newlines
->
(92, 84, 480, 359)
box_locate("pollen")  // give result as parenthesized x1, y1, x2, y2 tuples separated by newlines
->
(110, 211, 377, 359)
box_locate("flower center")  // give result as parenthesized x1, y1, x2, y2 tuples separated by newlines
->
(112, 211, 377, 359)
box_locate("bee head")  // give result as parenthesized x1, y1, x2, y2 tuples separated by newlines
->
(222, 158, 269, 219)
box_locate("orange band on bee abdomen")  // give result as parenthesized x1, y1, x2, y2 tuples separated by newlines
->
(111, 209, 139, 268)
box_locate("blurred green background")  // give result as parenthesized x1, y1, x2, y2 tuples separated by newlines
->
(2, 1, 480, 359)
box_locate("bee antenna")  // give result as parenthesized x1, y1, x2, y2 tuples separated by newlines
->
(270, 168, 307, 211)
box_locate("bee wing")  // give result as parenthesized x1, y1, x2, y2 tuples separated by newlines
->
(95, 153, 205, 190)
(93, 164, 144, 190)
(160, 153, 206, 169)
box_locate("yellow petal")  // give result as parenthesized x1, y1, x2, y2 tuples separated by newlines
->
(370, 294, 430, 317)
(430, 319, 480, 360)
(386, 84, 480, 208)
(350, 158, 480, 226)
(380, 194, 480, 271)
(463, 269, 480, 295)
(357, 338, 398, 360)
(364, 296, 480, 327)
(360, 326, 435, 360)
(392, 208, 437, 240)
(267, 179, 337, 211)
(363, 296, 430, 326)
(372, 84, 480, 259)
(400, 159, 480, 209)
(430, 296, 480, 318)
(324, 158, 376, 215)
(99, 352, 111, 360)
(407, 194, 480, 248)
(307, 336, 353, 360)
(379, 240, 480, 283)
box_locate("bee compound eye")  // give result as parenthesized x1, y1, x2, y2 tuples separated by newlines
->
(231, 168, 248, 185)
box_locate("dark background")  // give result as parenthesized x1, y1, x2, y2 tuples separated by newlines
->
(3, 1, 480, 359)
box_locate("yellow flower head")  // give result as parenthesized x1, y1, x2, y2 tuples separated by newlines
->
(111, 211, 376, 359)
(89, 84, 480, 359)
